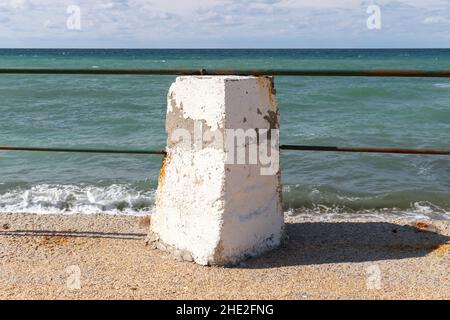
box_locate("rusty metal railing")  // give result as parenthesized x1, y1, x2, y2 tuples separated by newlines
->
(1, 145, 450, 156)
(1, 68, 449, 157)
(0, 146, 166, 155)
(2, 68, 450, 77)
(279, 145, 450, 155)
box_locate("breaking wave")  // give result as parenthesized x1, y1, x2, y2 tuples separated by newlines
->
(0, 182, 449, 220)
(0, 184, 154, 215)
(283, 185, 450, 220)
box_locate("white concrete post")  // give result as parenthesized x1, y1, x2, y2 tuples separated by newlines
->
(147, 76, 284, 266)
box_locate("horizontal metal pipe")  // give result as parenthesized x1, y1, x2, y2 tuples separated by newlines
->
(2, 68, 450, 77)
(0, 146, 166, 155)
(2, 145, 449, 156)
(280, 145, 450, 155)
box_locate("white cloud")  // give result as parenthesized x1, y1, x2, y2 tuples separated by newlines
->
(423, 15, 450, 24)
(2, 0, 32, 10)
(0, 0, 450, 47)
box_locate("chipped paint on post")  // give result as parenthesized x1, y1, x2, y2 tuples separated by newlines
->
(148, 76, 284, 266)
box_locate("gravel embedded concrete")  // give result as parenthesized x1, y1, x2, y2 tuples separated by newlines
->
(0, 213, 448, 300)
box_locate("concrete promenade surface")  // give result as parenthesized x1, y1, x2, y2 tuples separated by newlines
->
(0, 213, 448, 300)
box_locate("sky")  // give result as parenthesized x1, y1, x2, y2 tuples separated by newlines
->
(0, 0, 450, 48)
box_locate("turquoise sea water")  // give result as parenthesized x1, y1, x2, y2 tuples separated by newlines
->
(0, 49, 449, 219)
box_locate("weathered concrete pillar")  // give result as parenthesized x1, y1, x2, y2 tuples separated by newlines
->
(147, 76, 284, 266)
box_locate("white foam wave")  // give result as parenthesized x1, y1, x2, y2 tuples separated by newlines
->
(0, 184, 154, 215)
(285, 202, 450, 220)
(434, 83, 450, 88)
(406, 201, 450, 220)
(1, 184, 449, 220)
